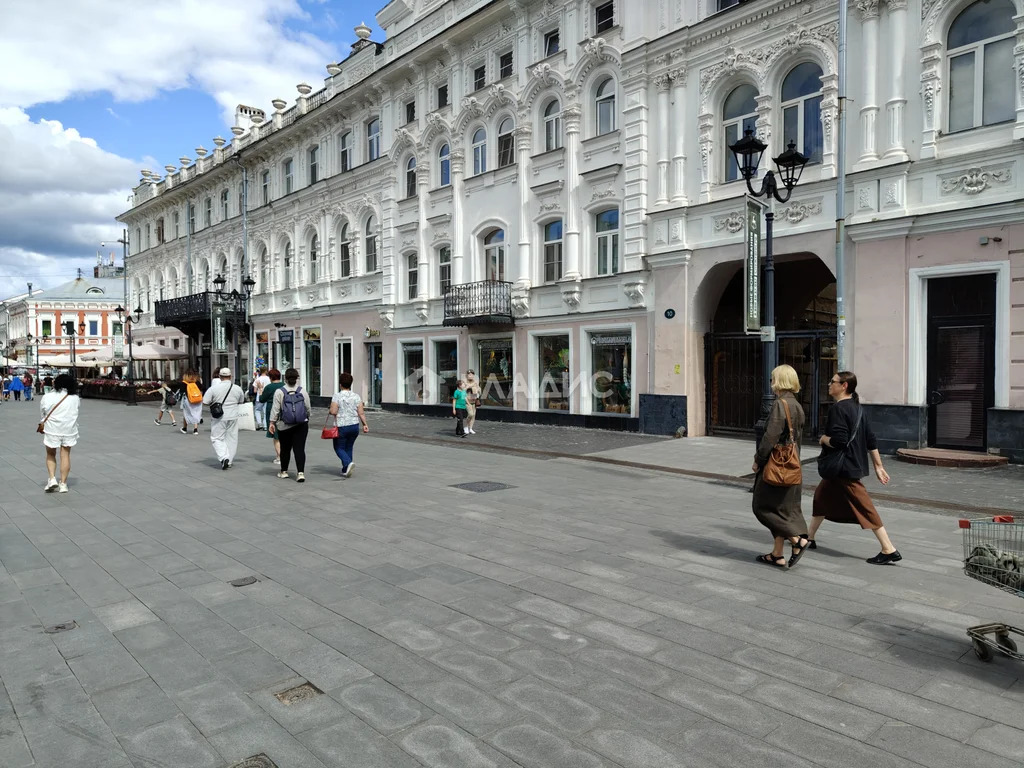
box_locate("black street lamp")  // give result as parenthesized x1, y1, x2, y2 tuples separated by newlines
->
(62, 320, 85, 369)
(115, 305, 143, 405)
(728, 129, 809, 439)
(26, 333, 34, 375)
(242, 275, 256, 384)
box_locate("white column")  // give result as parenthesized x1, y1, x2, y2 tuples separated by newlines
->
(561, 106, 582, 282)
(857, 0, 880, 164)
(883, 0, 909, 160)
(417, 158, 430, 298)
(671, 69, 688, 206)
(655, 75, 671, 206)
(450, 149, 466, 285)
(515, 126, 533, 288)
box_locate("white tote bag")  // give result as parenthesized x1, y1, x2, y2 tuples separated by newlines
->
(236, 401, 256, 431)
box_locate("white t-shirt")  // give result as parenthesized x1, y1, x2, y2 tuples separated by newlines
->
(332, 390, 362, 427)
(40, 390, 80, 436)
(255, 374, 270, 394)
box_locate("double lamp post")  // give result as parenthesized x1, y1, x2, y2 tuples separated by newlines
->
(212, 273, 255, 384)
(114, 304, 143, 405)
(727, 128, 809, 438)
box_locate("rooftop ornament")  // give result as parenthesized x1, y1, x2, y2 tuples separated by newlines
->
(326, 63, 342, 76)
(297, 82, 312, 95)
(355, 22, 371, 40)
(272, 98, 287, 111)
(179, 155, 192, 166)
(212, 136, 226, 147)
(195, 146, 208, 157)
(230, 126, 245, 137)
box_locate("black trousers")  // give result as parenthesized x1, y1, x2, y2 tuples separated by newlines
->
(454, 408, 468, 435)
(278, 423, 308, 472)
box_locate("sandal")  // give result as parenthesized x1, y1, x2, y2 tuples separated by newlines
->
(788, 536, 810, 569)
(756, 553, 787, 569)
(807, 539, 817, 550)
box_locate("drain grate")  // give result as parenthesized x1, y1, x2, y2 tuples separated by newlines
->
(274, 682, 323, 705)
(228, 755, 279, 768)
(450, 481, 515, 493)
(229, 576, 259, 587)
(43, 621, 77, 634)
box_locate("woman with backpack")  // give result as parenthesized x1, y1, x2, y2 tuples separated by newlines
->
(268, 368, 310, 482)
(146, 380, 178, 426)
(259, 368, 284, 465)
(179, 370, 204, 435)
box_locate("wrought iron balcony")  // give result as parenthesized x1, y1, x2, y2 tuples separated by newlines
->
(155, 291, 246, 326)
(442, 280, 514, 327)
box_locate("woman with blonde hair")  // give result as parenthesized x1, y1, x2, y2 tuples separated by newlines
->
(751, 364, 809, 569)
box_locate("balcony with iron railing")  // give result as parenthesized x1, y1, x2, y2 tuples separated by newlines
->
(155, 291, 247, 327)
(442, 280, 514, 327)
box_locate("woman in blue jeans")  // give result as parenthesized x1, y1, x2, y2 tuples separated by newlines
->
(328, 372, 369, 477)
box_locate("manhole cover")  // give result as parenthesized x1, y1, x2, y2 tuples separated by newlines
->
(43, 621, 77, 634)
(450, 481, 515, 493)
(228, 755, 279, 768)
(229, 576, 259, 587)
(274, 682, 323, 705)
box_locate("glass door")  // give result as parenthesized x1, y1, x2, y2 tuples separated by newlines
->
(366, 343, 382, 406)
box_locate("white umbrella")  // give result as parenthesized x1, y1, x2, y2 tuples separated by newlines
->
(79, 347, 124, 363)
(129, 342, 188, 361)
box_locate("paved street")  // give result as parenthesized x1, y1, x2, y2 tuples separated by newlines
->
(2, 399, 1024, 768)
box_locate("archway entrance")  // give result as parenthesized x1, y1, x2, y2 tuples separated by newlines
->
(705, 257, 837, 437)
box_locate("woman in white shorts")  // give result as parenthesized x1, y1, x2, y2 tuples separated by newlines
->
(40, 374, 81, 493)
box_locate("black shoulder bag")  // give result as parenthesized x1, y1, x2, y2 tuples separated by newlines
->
(209, 384, 231, 419)
(817, 406, 862, 480)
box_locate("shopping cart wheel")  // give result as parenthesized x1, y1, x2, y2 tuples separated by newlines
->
(973, 638, 992, 662)
(996, 634, 1018, 654)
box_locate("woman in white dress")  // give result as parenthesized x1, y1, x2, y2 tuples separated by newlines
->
(179, 370, 204, 435)
(40, 374, 81, 493)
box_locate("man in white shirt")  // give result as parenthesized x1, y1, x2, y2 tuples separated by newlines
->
(253, 367, 271, 429)
(202, 368, 246, 470)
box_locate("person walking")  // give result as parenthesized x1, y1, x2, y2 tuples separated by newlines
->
(810, 370, 901, 565)
(259, 368, 284, 465)
(464, 369, 481, 435)
(179, 370, 204, 435)
(42, 375, 53, 395)
(9, 373, 23, 401)
(268, 368, 311, 482)
(253, 367, 270, 430)
(751, 364, 809, 569)
(146, 380, 178, 426)
(22, 373, 33, 401)
(452, 379, 469, 438)
(39, 374, 80, 493)
(328, 372, 369, 477)
(203, 368, 246, 470)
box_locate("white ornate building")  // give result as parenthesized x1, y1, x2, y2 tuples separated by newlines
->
(118, 0, 1024, 459)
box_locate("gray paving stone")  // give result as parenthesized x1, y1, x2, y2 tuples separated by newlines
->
(489, 722, 613, 768)
(245, 676, 351, 735)
(114, 620, 180, 654)
(335, 677, 432, 733)
(283, 642, 374, 691)
(507, 619, 592, 652)
(513, 596, 587, 627)
(0, 712, 33, 768)
(400, 719, 520, 768)
(351, 642, 449, 686)
(870, 720, 1021, 768)
(91, 677, 183, 735)
(301, 711, 422, 768)
(764, 719, 921, 768)
(414, 563, 480, 584)
(570, 594, 660, 626)
(678, 719, 822, 768)
(118, 715, 222, 768)
(67, 644, 149, 694)
(92, 597, 160, 632)
(499, 678, 602, 735)
(375, 618, 454, 653)
(578, 619, 665, 656)
(730, 645, 847, 695)
(506, 647, 597, 691)
(431, 646, 523, 687)
(447, 597, 526, 626)
(173, 678, 263, 736)
(576, 647, 674, 690)
(653, 643, 764, 693)
(11, 565, 65, 589)
(916, 678, 1024, 731)
(580, 727, 690, 768)
(363, 563, 424, 585)
(801, 644, 934, 694)
(215, 647, 298, 692)
(747, 680, 888, 740)
(308, 615, 391, 655)
(656, 678, 792, 738)
(208, 715, 330, 768)
(444, 617, 522, 653)
(411, 679, 521, 736)
(968, 723, 1024, 763)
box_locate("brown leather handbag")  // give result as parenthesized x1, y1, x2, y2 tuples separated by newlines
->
(762, 399, 802, 487)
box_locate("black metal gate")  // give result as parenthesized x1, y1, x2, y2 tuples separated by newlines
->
(706, 330, 837, 438)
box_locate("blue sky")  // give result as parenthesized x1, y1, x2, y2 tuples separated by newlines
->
(0, 0, 385, 299)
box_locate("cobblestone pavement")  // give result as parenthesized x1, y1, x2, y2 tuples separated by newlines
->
(1, 399, 1024, 767)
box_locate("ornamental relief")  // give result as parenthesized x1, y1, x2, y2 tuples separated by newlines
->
(778, 198, 823, 224)
(714, 211, 744, 234)
(940, 166, 1013, 196)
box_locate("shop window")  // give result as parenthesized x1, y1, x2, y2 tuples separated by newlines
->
(403, 343, 425, 402)
(595, 1, 614, 33)
(595, 77, 617, 135)
(435, 340, 458, 404)
(438, 246, 451, 294)
(538, 335, 570, 410)
(781, 62, 823, 164)
(339, 224, 351, 278)
(303, 328, 321, 397)
(544, 99, 562, 151)
(723, 84, 758, 182)
(947, 0, 1015, 132)
(478, 338, 514, 407)
(367, 118, 381, 161)
(595, 208, 619, 276)
(544, 29, 560, 57)
(484, 229, 506, 281)
(499, 51, 514, 80)
(497, 117, 515, 167)
(591, 332, 631, 414)
(439, 143, 451, 186)
(472, 128, 487, 175)
(543, 220, 563, 283)
(339, 132, 352, 172)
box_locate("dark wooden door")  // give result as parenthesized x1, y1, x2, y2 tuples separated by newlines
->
(926, 274, 995, 451)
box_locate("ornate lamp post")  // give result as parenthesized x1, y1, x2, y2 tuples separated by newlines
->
(62, 320, 85, 370)
(728, 129, 809, 439)
(212, 273, 228, 378)
(115, 305, 143, 405)
(242, 274, 256, 384)
(26, 333, 34, 375)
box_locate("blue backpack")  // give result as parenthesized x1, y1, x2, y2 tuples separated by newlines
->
(281, 387, 307, 424)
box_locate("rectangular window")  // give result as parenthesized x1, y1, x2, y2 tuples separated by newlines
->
(407, 255, 418, 301)
(499, 51, 514, 80)
(437, 84, 449, 108)
(156, 219, 164, 244)
(304, 330, 321, 398)
(983, 38, 1014, 127)
(717, 0, 741, 9)
(403, 344, 424, 403)
(111, 321, 121, 337)
(596, 208, 620, 276)
(435, 340, 458, 405)
(261, 170, 270, 204)
(591, 332, 631, 414)
(438, 246, 451, 295)
(309, 146, 319, 184)
(221, 189, 229, 219)
(405, 101, 416, 124)
(88, 320, 98, 336)
(188, 204, 196, 234)
(497, 131, 514, 168)
(543, 220, 563, 283)
(339, 133, 352, 172)
(538, 335, 570, 410)
(204, 198, 212, 227)
(478, 338, 514, 408)
(595, 1, 614, 32)
(173, 212, 180, 239)
(283, 159, 293, 194)
(544, 30, 560, 57)
(473, 65, 486, 91)
(339, 239, 351, 278)
(41, 320, 52, 336)
(367, 119, 381, 161)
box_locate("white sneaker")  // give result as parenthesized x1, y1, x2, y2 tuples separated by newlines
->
(57, 482, 68, 494)
(344, 462, 355, 478)
(44, 477, 58, 493)
(296, 472, 305, 483)
(469, 429, 476, 434)
(273, 458, 281, 465)
(277, 471, 289, 479)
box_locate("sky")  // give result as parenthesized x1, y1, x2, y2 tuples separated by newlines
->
(0, 0, 385, 300)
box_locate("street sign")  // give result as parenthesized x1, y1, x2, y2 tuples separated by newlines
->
(211, 302, 228, 353)
(744, 195, 764, 334)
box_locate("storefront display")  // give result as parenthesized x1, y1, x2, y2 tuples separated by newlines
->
(434, 340, 458, 404)
(403, 343, 424, 402)
(537, 335, 570, 410)
(303, 328, 321, 396)
(591, 332, 631, 415)
(478, 338, 514, 408)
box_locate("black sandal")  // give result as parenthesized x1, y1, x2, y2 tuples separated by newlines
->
(807, 539, 817, 550)
(756, 553, 787, 569)
(788, 536, 810, 569)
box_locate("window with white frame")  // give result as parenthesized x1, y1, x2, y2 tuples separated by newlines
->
(258, 248, 268, 292)
(365, 217, 379, 272)
(543, 220, 563, 283)
(473, 65, 486, 91)
(339, 132, 352, 171)
(484, 229, 506, 281)
(188, 204, 195, 234)
(145, 224, 151, 248)
(497, 117, 515, 167)
(407, 254, 418, 300)
(283, 158, 294, 194)
(781, 62, 823, 164)
(282, 242, 292, 289)
(498, 51, 514, 80)
(135, 227, 141, 252)
(543, 99, 562, 151)
(439, 143, 451, 186)
(367, 118, 381, 161)
(723, 84, 758, 182)
(946, 0, 1015, 133)
(261, 170, 270, 204)
(437, 83, 449, 109)
(438, 246, 451, 294)
(405, 100, 416, 124)
(595, 77, 617, 135)
(220, 188, 229, 219)
(309, 145, 319, 184)
(156, 218, 164, 244)
(595, 1, 614, 32)
(595, 208, 620, 276)
(309, 234, 320, 283)
(237, 183, 243, 213)
(544, 29, 560, 57)
(89, 319, 99, 336)
(339, 224, 351, 278)
(717, 0, 741, 9)
(204, 197, 212, 227)
(472, 128, 487, 175)
(405, 157, 417, 198)
(173, 211, 180, 238)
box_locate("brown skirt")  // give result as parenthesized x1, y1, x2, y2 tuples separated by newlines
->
(812, 478, 883, 529)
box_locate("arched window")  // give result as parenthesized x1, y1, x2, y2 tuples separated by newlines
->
(220, 188, 229, 219)
(406, 156, 417, 198)
(595, 208, 619, 276)
(309, 234, 320, 283)
(595, 77, 616, 135)
(947, 0, 1015, 132)
(484, 229, 505, 281)
(365, 217, 378, 273)
(439, 143, 451, 186)
(339, 224, 351, 278)
(339, 132, 352, 172)
(723, 84, 759, 182)
(472, 128, 487, 175)
(308, 145, 320, 184)
(543, 220, 563, 283)
(497, 117, 515, 167)
(438, 246, 451, 294)
(543, 99, 562, 151)
(282, 242, 292, 289)
(407, 254, 419, 301)
(781, 62, 824, 164)
(367, 118, 381, 161)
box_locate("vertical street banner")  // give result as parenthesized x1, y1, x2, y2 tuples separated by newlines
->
(211, 302, 228, 353)
(113, 329, 124, 358)
(744, 195, 763, 334)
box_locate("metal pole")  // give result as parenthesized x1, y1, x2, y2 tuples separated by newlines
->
(754, 211, 777, 440)
(835, 0, 849, 369)
(127, 321, 137, 405)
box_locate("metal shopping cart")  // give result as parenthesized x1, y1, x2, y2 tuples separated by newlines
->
(960, 516, 1024, 662)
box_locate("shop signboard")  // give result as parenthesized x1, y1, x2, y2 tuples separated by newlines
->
(744, 195, 764, 334)
(211, 302, 228, 353)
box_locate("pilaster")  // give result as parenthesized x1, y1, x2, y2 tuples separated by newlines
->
(671, 68, 689, 206)
(450, 149, 466, 286)
(655, 75, 671, 206)
(855, 0, 881, 167)
(883, 0, 909, 161)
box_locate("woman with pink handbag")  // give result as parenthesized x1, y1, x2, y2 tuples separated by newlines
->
(327, 372, 369, 478)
